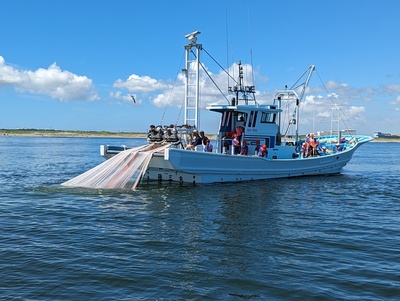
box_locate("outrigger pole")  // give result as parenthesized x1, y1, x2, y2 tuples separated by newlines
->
(275, 65, 315, 144)
(183, 30, 202, 130)
(295, 65, 315, 143)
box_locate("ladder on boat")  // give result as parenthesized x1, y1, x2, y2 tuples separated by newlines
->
(183, 31, 202, 129)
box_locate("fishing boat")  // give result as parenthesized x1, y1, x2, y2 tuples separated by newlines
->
(63, 31, 372, 190)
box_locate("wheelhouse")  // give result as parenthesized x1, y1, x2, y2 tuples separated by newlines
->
(207, 103, 282, 155)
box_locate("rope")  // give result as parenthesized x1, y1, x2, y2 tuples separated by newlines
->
(201, 47, 239, 86)
(160, 52, 185, 126)
(315, 68, 354, 130)
(198, 59, 231, 104)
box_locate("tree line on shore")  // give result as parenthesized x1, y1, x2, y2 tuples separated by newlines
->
(0, 128, 146, 137)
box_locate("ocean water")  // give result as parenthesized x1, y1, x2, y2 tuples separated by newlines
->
(0, 136, 399, 300)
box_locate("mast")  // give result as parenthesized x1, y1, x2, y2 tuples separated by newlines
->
(228, 60, 256, 105)
(183, 31, 202, 129)
(295, 65, 315, 143)
(330, 103, 341, 137)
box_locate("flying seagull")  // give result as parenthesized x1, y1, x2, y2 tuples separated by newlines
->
(130, 95, 136, 103)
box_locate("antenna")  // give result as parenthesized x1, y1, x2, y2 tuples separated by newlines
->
(184, 31, 201, 45)
(225, 6, 230, 93)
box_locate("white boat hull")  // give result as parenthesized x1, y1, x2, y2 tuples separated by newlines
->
(143, 139, 367, 184)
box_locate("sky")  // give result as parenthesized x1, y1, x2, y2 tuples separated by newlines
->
(1, 0, 400, 136)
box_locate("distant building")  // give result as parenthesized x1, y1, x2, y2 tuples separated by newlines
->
(373, 131, 400, 138)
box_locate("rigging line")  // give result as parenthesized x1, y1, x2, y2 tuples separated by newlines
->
(190, 47, 234, 104)
(318, 105, 351, 132)
(315, 68, 335, 104)
(202, 46, 239, 86)
(337, 106, 352, 128)
(175, 105, 183, 126)
(318, 110, 331, 123)
(250, 48, 255, 86)
(290, 68, 309, 91)
(198, 61, 231, 104)
(315, 68, 331, 93)
(315, 68, 344, 110)
(161, 51, 185, 126)
(314, 68, 334, 126)
(292, 81, 306, 91)
(315, 68, 354, 129)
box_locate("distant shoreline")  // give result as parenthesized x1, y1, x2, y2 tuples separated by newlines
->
(369, 138, 400, 143)
(0, 129, 147, 138)
(1, 129, 399, 142)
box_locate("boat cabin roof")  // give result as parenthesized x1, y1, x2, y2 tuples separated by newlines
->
(206, 103, 281, 114)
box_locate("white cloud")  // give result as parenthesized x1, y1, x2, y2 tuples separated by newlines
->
(325, 80, 349, 90)
(111, 62, 258, 108)
(113, 74, 171, 93)
(109, 91, 139, 105)
(0, 56, 98, 101)
(312, 80, 375, 103)
(385, 83, 400, 93)
(388, 95, 400, 105)
(112, 74, 175, 106)
(285, 86, 369, 133)
(110, 62, 385, 134)
(0, 56, 22, 84)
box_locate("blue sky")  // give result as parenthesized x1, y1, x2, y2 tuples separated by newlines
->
(1, 0, 399, 135)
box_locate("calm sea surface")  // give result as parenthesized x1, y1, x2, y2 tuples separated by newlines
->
(0, 136, 399, 300)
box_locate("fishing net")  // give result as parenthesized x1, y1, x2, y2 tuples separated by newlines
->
(62, 144, 168, 190)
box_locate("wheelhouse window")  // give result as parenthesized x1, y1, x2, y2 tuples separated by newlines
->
(236, 113, 246, 122)
(261, 112, 276, 123)
(220, 111, 232, 132)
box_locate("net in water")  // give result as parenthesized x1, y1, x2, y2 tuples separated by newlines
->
(62, 144, 168, 190)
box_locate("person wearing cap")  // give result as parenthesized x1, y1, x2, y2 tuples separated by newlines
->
(199, 131, 211, 152)
(147, 125, 157, 143)
(199, 130, 207, 145)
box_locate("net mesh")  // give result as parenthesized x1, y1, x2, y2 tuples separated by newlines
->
(62, 144, 168, 190)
